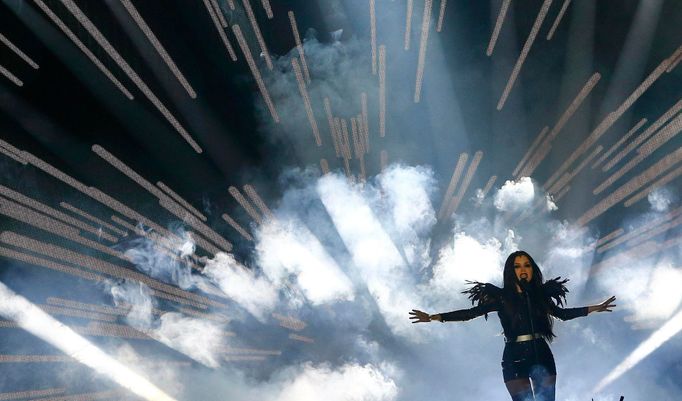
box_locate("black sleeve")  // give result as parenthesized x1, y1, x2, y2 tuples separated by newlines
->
(548, 303, 588, 321)
(439, 301, 499, 322)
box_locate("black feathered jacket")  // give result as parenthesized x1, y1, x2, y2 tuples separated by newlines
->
(438, 278, 588, 342)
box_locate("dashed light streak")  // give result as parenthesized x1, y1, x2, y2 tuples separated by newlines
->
(546, 0, 571, 40)
(228, 186, 263, 224)
(156, 181, 207, 222)
(623, 214, 682, 249)
(666, 45, 682, 73)
(513, 126, 548, 177)
(324, 98, 341, 156)
(0, 282, 178, 401)
(624, 163, 682, 207)
(241, 0, 273, 70)
(221, 213, 253, 241)
(576, 147, 682, 226)
(592, 118, 647, 170)
(370, 0, 377, 74)
(288, 11, 311, 83)
(356, 113, 366, 153)
(480, 175, 497, 199)
(361, 93, 370, 152)
(594, 308, 682, 393)
(0, 232, 216, 310)
(39, 304, 118, 322)
(350, 117, 365, 156)
(19, 150, 90, 193)
(0, 185, 116, 242)
(0, 196, 122, 258)
(380, 149, 388, 171)
(438, 152, 468, 219)
(320, 159, 330, 174)
(210, 0, 228, 28)
(272, 312, 307, 331)
(529, 72, 601, 179)
(292, 58, 321, 146)
(110, 215, 137, 232)
(0, 33, 39, 69)
(519, 140, 550, 178)
(446, 151, 483, 216)
(340, 119, 352, 161)
(414, 0, 433, 103)
(221, 347, 281, 356)
(202, 0, 238, 60)
(0, 64, 22, 86)
(336, 118, 351, 176)
(379, 45, 387, 136)
(32, 0, 134, 99)
(289, 333, 315, 343)
(0, 147, 27, 164)
(595, 228, 624, 247)
(2, 390, 121, 401)
(593, 113, 682, 195)
(544, 55, 673, 190)
(549, 145, 602, 195)
(497, 0, 553, 110)
(404, 0, 413, 50)
(47, 297, 129, 316)
(0, 388, 65, 400)
(92, 145, 231, 252)
(0, 139, 26, 164)
(351, 118, 366, 180)
(597, 206, 682, 253)
(261, 0, 273, 19)
(232, 24, 279, 122)
(554, 185, 571, 202)
(243, 184, 273, 219)
(120, 0, 196, 98)
(436, 0, 447, 32)
(487, 0, 511, 56)
(0, 245, 109, 286)
(59, 202, 126, 237)
(603, 100, 682, 172)
(59, 0, 203, 153)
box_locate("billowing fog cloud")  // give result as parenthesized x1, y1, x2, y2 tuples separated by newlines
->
(256, 218, 355, 306)
(648, 186, 674, 212)
(494, 177, 535, 212)
(274, 362, 398, 401)
(110, 282, 225, 368)
(377, 165, 437, 270)
(202, 252, 279, 321)
(595, 255, 682, 328)
(429, 231, 509, 304)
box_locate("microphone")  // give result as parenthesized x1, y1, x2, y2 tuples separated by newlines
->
(518, 277, 530, 292)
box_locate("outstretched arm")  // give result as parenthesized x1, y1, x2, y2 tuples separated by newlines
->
(587, 295, 617, 314)
(409, 302, 498, 323)
(409, 309, 443, 323)
(549, 295, 616, 320)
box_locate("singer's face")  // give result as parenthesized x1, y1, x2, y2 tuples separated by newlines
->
(514, 255, 533, 282)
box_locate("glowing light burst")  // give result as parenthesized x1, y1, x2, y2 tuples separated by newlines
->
(594, 307, 682, 393)
(317, 174, 418, 337)
(0, 281, 178, 401)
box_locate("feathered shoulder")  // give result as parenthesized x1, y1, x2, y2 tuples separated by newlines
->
(462, 281, 502, 306)
(542, 276, 570, 306)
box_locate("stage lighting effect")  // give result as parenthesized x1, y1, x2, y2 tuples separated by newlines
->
(0, 281, 178, 401)
(594, 307, 682, 393)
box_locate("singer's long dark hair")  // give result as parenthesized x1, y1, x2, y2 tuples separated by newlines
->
(501, 251, 557, 341)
